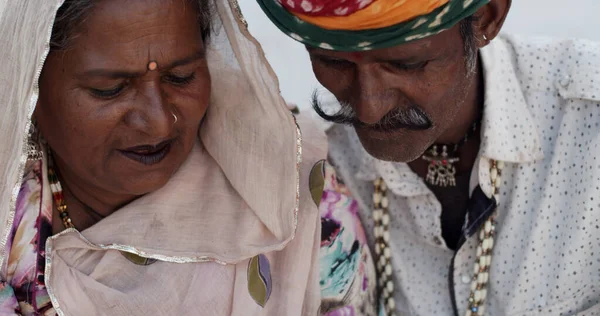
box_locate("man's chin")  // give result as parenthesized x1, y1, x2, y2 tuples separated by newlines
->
(362, 144, 424, 163)
(355, 128, 431, 163)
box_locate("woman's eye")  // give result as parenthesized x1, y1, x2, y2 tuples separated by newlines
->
(164, 73, 196, 85)
(90, 84, 126, 99)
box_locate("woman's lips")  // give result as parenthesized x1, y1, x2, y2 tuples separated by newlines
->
(118, 139, 175, 166)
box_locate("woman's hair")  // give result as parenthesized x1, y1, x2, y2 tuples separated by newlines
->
(50, 0, 213, 51)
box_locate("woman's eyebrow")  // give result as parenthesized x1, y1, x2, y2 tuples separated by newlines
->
(164, 50, 206, 69)
(77, 50, 206, 79)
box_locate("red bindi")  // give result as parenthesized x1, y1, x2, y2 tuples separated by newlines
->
(351, 52, 363, 61)
(147, 61, 158, 71)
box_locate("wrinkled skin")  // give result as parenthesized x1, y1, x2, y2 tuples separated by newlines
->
(310, 24, 478, 163)
(309, 0, 511, 248)
(35, 0, 211, 232)
(310, 1, 511, 164)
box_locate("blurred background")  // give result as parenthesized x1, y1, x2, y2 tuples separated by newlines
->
(239, 0, 599, 110)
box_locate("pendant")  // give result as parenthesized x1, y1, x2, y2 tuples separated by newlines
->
(421, 145, 459, 187)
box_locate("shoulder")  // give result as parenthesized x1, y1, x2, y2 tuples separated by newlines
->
(325, 122, 367, 163)
(295, 112, 328, 163)
(497, 34, 600, 101)
(313, 160, 378, 315)
(492, 34, 600, 144)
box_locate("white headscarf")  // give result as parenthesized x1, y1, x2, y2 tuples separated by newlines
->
(0, 1, 325, 314)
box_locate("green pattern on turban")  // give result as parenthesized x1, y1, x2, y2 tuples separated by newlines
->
(257, 0, 490, 52)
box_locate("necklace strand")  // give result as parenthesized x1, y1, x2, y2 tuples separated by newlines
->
(373, 178, 396, 315)
(465, 160, 503, 316)
(373, 160, 503, 316)
(48, 165, 75, 229)
(47, 152, 159, 266)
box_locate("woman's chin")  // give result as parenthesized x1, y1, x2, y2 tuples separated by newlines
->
(107, 149, 187, 196)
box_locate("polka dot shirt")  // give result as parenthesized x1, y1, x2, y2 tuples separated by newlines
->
(325, 34, 600, 315)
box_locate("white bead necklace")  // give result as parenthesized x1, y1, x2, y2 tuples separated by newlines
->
(373, 178, 396, 316)
(372, 160, 504, 316)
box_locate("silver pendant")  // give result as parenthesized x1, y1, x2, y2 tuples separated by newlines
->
(421, 145, 459, 187)
(26, 122, 43, 161)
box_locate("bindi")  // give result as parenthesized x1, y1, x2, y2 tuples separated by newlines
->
(147, 61, 158, 71)
(351, 52, 364, 61)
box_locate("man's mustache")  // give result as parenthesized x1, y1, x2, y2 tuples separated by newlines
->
(310, 90, 432, 131)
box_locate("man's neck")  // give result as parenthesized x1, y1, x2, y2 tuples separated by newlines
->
(435, 57, 484, 147)
(410, 55, 484, 170)
(405, 57, 485, 248)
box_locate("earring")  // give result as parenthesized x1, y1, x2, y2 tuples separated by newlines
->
(172, 112, 178, 124)
(483, 34, 489, 41)
(26, 121, 43, 161)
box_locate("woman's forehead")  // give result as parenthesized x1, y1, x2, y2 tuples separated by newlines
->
(67, 0, 204, 70)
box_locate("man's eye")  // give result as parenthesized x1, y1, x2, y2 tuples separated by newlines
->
(389, 61, 429, 71)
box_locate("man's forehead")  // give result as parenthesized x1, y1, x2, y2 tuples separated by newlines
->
(306, 34, 442, 60)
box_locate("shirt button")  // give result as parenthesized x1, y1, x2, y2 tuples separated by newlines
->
(433, 236, 443, 246)
(559, 75, 571, 87)
(461, 274, 471, 284)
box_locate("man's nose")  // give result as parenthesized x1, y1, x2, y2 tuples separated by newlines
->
(351, 66, 397, 125)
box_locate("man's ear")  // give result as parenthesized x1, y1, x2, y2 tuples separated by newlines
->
(473, 0, 512, 47)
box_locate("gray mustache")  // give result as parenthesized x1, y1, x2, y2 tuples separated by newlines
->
(311, 90, 432, 131)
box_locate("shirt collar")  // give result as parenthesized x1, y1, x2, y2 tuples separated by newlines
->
(478, 36, 545, 163)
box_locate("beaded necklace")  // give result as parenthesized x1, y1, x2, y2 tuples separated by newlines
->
(47, 154, 158, 266)
(372, 160, 504, 316)
(47, 151, 105, 230)
(47, 160, 75, 230)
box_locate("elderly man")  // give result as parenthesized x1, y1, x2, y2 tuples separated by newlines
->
(258, 0, 600, 315)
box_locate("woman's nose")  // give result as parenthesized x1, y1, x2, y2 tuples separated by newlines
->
(133, 82, 175, 138)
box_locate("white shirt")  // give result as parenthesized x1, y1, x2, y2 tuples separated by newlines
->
(325, 34, 600, 315)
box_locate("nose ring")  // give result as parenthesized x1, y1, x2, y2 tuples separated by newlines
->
(172, 112, 178, 124)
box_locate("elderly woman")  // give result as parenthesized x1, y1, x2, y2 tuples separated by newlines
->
(0, 0, 379, 315)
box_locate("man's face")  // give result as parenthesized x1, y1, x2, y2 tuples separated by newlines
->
(309, 23, 477, 162)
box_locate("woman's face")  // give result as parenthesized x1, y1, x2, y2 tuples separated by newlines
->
(35, 0, 211, 196)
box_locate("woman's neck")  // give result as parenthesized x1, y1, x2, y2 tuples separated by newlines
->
(50, 156, 138, 234)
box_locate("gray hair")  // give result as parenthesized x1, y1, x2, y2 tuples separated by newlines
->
(50, 0, 213, 51)
(458, 15, 478, 74)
